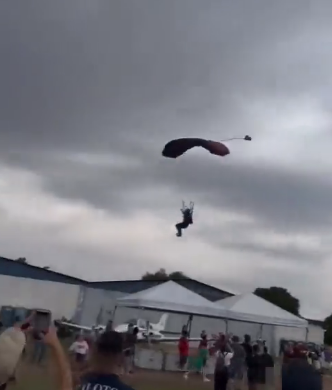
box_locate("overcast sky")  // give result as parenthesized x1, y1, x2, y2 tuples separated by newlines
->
(1, 0, 332, 319)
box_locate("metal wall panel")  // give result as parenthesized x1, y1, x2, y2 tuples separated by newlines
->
(78, 288, 127, 326)
(0, 274, 80, 319)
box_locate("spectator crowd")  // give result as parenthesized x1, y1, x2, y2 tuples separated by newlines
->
(0, 314, 326, 390)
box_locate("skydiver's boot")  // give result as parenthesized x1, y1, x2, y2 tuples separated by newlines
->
(175, 223, 182, 237)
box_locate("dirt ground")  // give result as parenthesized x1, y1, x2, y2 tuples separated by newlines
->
(10, 363, 332, 390)
(7, 343, 332, 390)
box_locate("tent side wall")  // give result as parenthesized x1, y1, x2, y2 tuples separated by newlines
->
(227, 320, 263, 341)
(273, 325, 308, 354)
(191, 316, 227, 337)
(227, 320, 274, 352)
(307, 324, 324, 344)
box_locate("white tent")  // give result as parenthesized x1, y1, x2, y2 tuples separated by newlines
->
(116, 280, 232, 318)
(216, 293, 308, 328)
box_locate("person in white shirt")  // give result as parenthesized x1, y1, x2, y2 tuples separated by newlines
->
(69, 335, 89, 363)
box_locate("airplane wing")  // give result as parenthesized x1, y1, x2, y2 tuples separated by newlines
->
(155, 337, 203, 342)
(147, 336, 218, 344)
(56, 321, 93, 332)
(139, 336, 206, 343)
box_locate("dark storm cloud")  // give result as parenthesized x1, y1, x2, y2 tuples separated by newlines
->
(1, 0, 332, 155)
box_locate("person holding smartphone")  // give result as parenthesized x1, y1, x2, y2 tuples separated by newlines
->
(41, 327, 73, 390)
(0, 311, 72, 390)
(79, 331, 135, 390)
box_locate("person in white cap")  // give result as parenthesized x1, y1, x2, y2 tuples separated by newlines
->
(0, 312, 34, 390)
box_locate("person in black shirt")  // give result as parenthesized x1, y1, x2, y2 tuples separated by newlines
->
(241, 334, 253, 366)
(246, 344, 262, 390)
(261, 346, 274, 389)
(79, 331, 135, 390)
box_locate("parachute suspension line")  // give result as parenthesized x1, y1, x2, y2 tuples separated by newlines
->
(220, 135, 252, 142)
(181, 200, 194, 212)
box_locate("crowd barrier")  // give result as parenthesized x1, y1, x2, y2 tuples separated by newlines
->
(134, 348, 216, 375)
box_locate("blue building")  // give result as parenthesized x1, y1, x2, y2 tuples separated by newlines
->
(0, 256, 86, 285)
(0, 255, 232, 300)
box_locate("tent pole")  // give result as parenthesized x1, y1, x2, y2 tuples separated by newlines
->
(112, 305, 117, 321)
(187, 314, 193, 337)
(259, 324, 263, 339)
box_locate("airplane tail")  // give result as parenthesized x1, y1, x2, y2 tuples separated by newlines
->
(156, 313, 168, 330)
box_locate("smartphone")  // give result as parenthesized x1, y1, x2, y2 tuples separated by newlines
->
(32, 309, 52, 334)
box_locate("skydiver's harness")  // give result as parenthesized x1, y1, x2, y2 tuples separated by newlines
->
(181, 201, 194, 226)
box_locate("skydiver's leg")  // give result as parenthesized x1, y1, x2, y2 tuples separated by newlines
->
(176, 223, 182, 237)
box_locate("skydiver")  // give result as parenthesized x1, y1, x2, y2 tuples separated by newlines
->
(176, 202, 194, 237)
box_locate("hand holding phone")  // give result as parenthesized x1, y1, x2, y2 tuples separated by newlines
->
(32, 309, 52, 337)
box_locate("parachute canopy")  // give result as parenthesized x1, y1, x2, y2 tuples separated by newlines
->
(162, 138, 229, 159)
(162, 136, 251, 159)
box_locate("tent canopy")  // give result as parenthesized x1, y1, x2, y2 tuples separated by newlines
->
(116, 280, 231, 318)
(216, 293, 308, 328)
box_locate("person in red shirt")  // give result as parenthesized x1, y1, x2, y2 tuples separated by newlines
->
(283, 343, 294, 365)
(178, 331, 189, 370)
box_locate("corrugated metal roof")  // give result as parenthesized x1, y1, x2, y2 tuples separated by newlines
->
(0, 257, 233, 301)
(0, 256, 86, 285)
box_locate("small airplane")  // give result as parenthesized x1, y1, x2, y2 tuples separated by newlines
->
(114, 313, 168, 337)
(56, 314, 216, 344)
(56, 313, 171, 341)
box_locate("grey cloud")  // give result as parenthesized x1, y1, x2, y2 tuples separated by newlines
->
(215, 241, 327, 265)
(22, 153, 332, 234)
(194, 220, 329, 265)
(2, 127, 332, 233)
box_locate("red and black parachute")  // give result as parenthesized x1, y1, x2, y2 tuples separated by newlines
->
(162, 135, 251, 159)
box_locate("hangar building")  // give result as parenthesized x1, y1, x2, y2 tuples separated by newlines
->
(0, 256, 324, 354)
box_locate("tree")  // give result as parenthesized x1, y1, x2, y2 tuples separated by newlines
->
(168, 271, 188, 280)
(254, 286, 300, 316)
(324, 314, 332, 345)
(15, 257, 27, 263)
(141, 268, 189, 281)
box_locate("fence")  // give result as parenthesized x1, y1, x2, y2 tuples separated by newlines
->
(134, 348, 216, 374)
